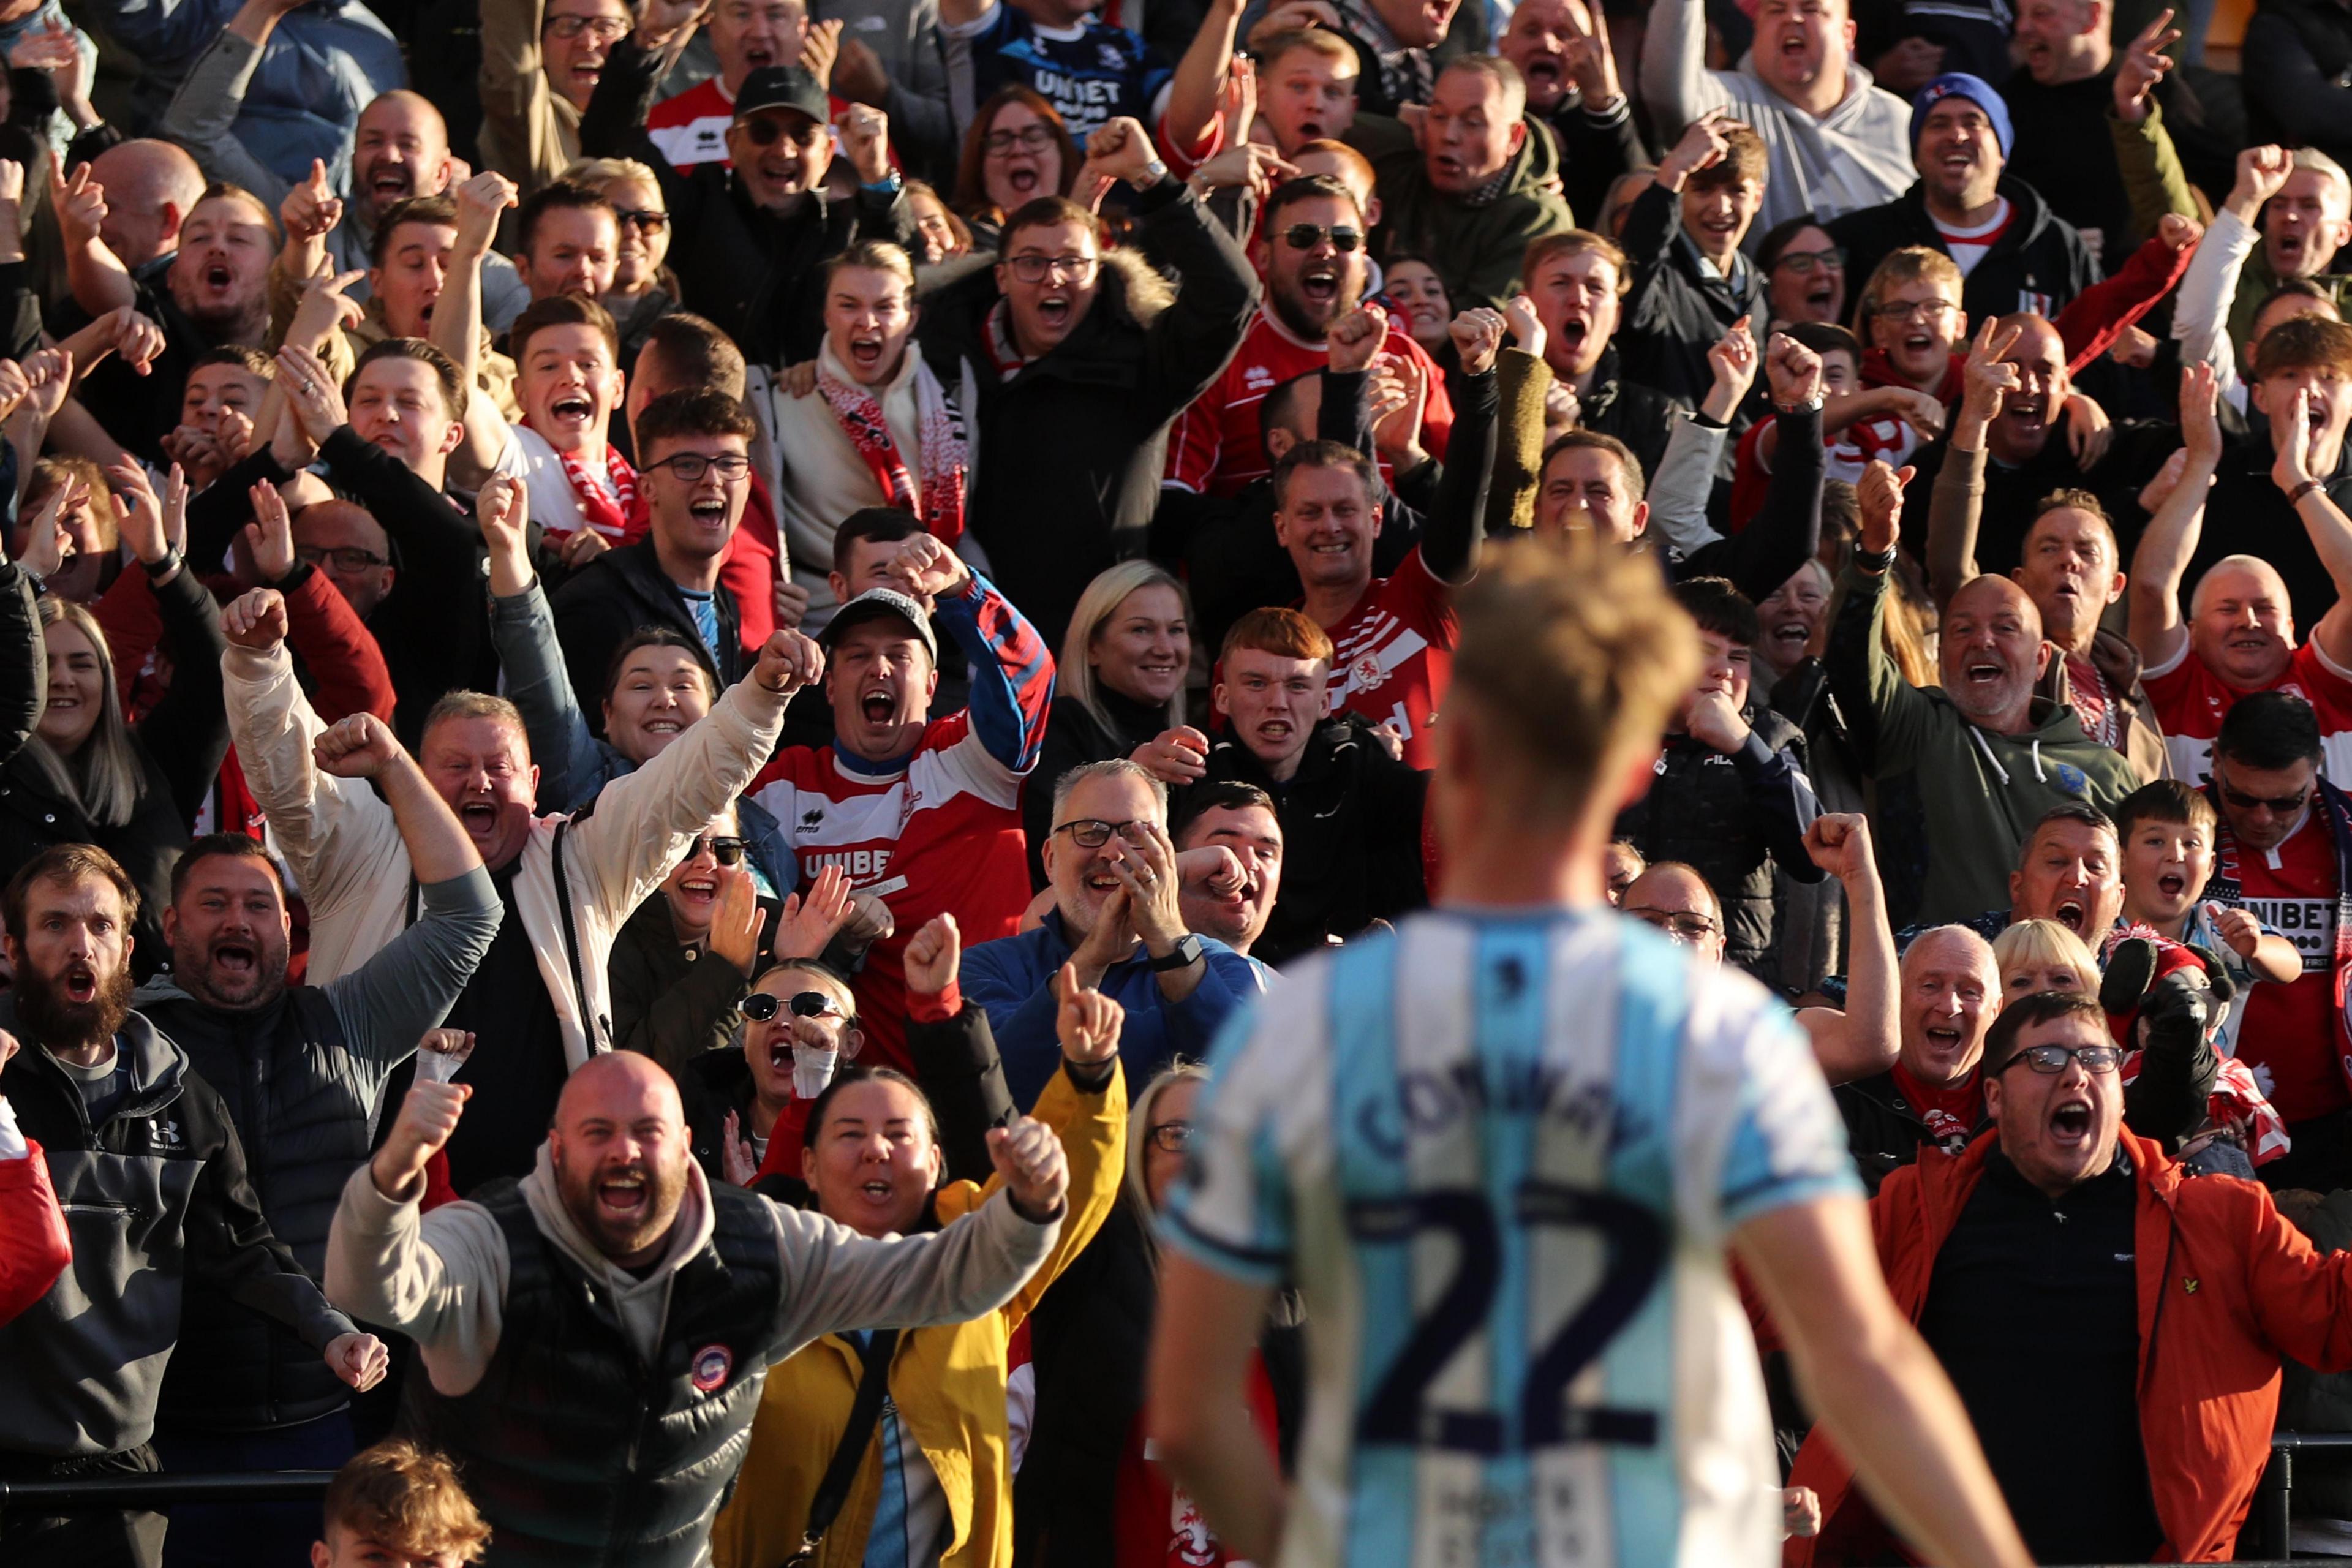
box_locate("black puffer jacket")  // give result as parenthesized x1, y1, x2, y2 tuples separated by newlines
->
(1827, 175, 2103, 325)
(1181, 715, 1429, 968)
(1612, 703, 1825, 990)
(918, 181, 1259, 651)
(0, 563, 227, 979)
(2243, 0, 2352, 164)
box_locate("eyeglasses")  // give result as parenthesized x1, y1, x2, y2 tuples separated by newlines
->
(984, 125, 1055, 156)
(1995, 1043, 2123, 1075)
(1055, 817, 1155, 849)
(645, 452, 752, 483)
(1771, 246, 1845, 274)
(1281, 222, 1362, 253)
(615, 208, 671, 232)
(1006, 252, 1098, 284)
(1147, 1120, 1193, 1154)
(544, 13, 629, 38)
(1624, 906, 1721, 943)
(742, 990, 850, 1023)
(1870, 299, 1959, 322)
(739, 115, 824, 149)
(295, 545, 388, 572)
(686, 834, 746, 866)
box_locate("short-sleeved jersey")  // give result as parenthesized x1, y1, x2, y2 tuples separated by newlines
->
(1163, 309, 1456, 499)
(948, 1, 1172, 147)
(1323, 551, 1457, 769)
(2215, 810, 2348, 1123)
(1165, 910, 1860, 1568)
(2141, 639, 2352, 783)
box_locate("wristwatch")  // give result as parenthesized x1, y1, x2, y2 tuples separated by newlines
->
(1129, 158, 1169, 190)
(1149, 932, 1205, 971)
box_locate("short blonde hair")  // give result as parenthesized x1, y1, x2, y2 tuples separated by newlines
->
(1448, 534, 1699, 823)
(1525, 230, 1632, 296)
(1254, 26, 1357, 73)
(1856, 246, 1964, 333)
(322, 1440, 490, 1562)
(562, 155, 665, 197)
(1989, 919, 2100, 993)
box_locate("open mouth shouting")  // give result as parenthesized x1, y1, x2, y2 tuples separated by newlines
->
(1556, 317, 1591, 358)
(1767, 612, 1811, 658)
(1961, 652, 2008, 693)
(675, 872, 720, 913)
(458, 800, 501, 842)
(58, 962, 97, 1006)
(209, 938, 259, 979)
(1298, 260, 1343, 314)
(2046, 1092, 2095, 1147)
(545, 391, 598, 437)
(1003, 157, 1044, 196)
(595, 1162, 650, 1219)
(364, 159, 413, 207)
(1920, 1020, 1965, 1070)
(1033, 289, 1074, 331)
(858, 684, 899, 729)
(2277, 229, 2309, 268)
(847, 331, 889, 373)
(2002, 396, 2048, 440)
(200, 259, 237, 297)
(2051, 896, 2090, 937)
(2155, 869, 2188, 904)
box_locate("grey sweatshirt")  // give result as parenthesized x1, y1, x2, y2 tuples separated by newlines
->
(326, 1142, 1058, 1395)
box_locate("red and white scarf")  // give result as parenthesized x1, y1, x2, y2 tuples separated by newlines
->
(815, 360, 968, 546)
(529, 427, 638, 541)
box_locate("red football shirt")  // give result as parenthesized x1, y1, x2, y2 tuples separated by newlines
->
(2227, 807, 2347, 1123)
(2142, 638, 2352, 783)
(1319, 546, 1455, 770)
(1163, 306, 1453, 498)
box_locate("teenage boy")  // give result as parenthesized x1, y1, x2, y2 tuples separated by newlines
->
(1618, 111, 1770, 412)
(311, 1439, 491, 1568)
(1253, 28, 1359, 156)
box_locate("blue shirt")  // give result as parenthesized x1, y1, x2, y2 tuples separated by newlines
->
(949, 2, 1173, 147)
(960, 912, 1265, 1107)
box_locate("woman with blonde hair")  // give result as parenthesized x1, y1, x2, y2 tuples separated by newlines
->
(1989, 918, 2101, 998)
(560, 154, 679, 363)
(0, 465, 227, 977)
(1022, 560, 1194, 884)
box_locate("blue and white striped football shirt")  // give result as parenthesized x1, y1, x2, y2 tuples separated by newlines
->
(1163, 907, 1861, 1568)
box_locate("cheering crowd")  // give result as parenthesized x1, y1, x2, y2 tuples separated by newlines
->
(0, 0, 2344, 1559)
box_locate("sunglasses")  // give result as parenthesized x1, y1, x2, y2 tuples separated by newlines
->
(2218, 778, 2313, 814)
(616, 208, 671, 232)
(742, 990, 848, 1023)
(687, 834, 745, 866)
(1281, 223, 1361, 252)
(739, 115, 824, 149)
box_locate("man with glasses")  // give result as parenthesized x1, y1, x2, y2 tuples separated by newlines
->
(1786, 986, 2352, 1564)
(292, 503, 397, 622)
(967, 758, 1261, 1105)
(583, 3, 921, 367)
(1166, 175, 1453, 502)
(2200, 692, 2352, 1191)
(747, 531, 1056, 1079)
(556, 388, 763, 702)
(478, 0, 631, 196)
(919, 114, 1257, 650)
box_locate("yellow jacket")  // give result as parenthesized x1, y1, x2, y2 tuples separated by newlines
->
(708, 1063, 1125, 1568)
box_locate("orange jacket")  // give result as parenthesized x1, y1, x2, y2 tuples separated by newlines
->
(1787, 1130, 2352, 1566)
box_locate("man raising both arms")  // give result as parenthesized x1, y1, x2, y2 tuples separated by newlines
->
(1150, 533, 2033, 1567)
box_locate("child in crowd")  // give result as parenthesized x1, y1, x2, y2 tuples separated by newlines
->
(312, 1439, 491, 1567)
(2115, 779, 2301, 1050)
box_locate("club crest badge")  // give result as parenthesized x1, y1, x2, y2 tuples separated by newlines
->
(691, 1343, 733, 1393)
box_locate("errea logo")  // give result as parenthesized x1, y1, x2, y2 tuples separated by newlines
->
(1242, 366, 1278, 391)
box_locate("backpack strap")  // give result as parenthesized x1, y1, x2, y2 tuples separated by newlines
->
(783, 1329, 901, 1568)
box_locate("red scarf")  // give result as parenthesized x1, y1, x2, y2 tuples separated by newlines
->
(1890, 1061, 1983, 1152)
(815, 363, 968, 546)
(537, 432, 638, 541)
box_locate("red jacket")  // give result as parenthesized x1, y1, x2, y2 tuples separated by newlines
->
(0, 1140, 70, 1326)
(1786, 1130, 2352, 1564)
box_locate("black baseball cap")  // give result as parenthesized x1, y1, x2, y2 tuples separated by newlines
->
(821, 588, 938, 659)
(734, 66, 829, 126)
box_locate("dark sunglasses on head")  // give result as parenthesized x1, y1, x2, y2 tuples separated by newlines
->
(1281, 222, 1361, 253)
(687, 834, 746, 867)
(742, 990, 848, 1023)
(616, 208, 671, 232)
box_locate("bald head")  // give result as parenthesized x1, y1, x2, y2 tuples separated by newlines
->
(352, 90, 455, 225)
(1942, 574, 2049, 733)
(1620, 861, 1726, 962)
(293, 500, 396, 618)
(549, 1052, 691, 1265)
(1898, 925, 2002, 1085)
(91, 140, 205, 268)
(2188, 552, 2296, 690)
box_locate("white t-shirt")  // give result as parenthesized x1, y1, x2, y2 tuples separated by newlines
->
(491, 423, 621, 543)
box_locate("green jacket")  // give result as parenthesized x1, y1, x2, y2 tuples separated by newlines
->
(2227, 246, 2352, 360)
(1344, 112, 1575, 314)
(1826, 562, 2143, 924)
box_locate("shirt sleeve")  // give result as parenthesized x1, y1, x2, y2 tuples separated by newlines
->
(1160, 990, 1297, 1283)
(1713, 1003, 1863, 1234)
